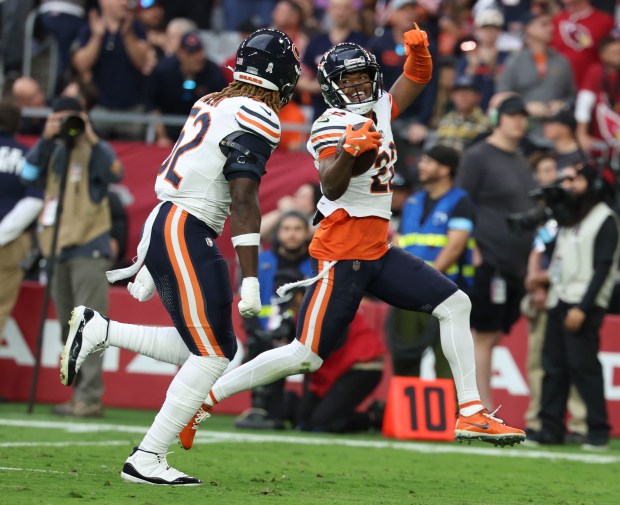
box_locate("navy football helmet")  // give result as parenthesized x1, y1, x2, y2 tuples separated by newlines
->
(234, 29, 301, 106)
(318, 43, 383, 115)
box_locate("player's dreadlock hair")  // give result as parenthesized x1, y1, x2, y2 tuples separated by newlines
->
(205, 81, 282, 114)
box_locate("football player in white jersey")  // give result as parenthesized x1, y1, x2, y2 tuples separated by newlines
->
(183, 24, 527, 447)
(57, 29, 301, 485)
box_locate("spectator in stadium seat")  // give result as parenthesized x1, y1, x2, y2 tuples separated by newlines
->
(368, 0, 440, 145)
(425, 74, 489, 152)
(575, 33, 620, 157)
(145, 31, 227, 146)
(0, 0, 34, 77)
(11, 77, 47, 136)
(496, 10, 576, 150)
(259, 182, 321, 243)
(271, 0, 309, 55)
(39, 0, 88, 91)
(161, 18, 198, 57)
(455, 8, 508, 113)
(0, 102, 43, 344)
(550, 0, 614, 88)
(21, 96, 123, 418)
(134, 0, 167, 74)
(542, 104, 584, 170)
(297, 0, 368, 121)
(72, 0, 150, 140)
(455, 93, 537, 410)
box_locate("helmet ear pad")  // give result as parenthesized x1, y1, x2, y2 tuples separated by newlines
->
(488, 107, 499, 127)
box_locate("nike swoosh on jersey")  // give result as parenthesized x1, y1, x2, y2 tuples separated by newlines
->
(259, 105, 273, 116)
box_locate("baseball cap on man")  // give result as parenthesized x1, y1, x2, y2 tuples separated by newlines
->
(180, 31, 204, 53)
(452, 75, 479, 92)
(497, 95, 528, 117)
(52, 96, 82, 113)
(474, 9, 504, 28)
(424, 144, 460, 173)
(543, 106, 576, 131)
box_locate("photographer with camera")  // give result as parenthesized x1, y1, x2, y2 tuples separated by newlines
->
(525, 162, 619, 449)
(517, 155, 587, 444)
(0, 102, 44, 344)
(21, 96, 124, 418)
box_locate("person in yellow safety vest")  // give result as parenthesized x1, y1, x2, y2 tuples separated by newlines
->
(388, 144, 476, 378)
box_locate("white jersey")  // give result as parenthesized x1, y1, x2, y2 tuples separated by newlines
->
(306, 91, 397, 221)
(155, 95, 281, 235)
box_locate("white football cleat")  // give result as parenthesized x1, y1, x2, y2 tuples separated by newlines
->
(60, 306, 109, 386)
(120, 447, 202, 486)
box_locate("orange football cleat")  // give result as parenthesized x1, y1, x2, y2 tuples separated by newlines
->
(455, 406, 525, 447)
(179, 403, 212, 450)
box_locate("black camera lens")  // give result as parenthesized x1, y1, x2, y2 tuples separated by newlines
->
(60, 114, 86, 139)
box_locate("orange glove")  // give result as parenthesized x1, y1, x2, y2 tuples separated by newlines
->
(341, 120, 382, 157)
(403, 22, 432, 84)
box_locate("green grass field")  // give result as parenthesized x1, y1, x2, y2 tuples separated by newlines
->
(1, 403, 619, 505)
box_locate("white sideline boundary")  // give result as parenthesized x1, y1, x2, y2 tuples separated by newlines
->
(0, 419, 619, 465)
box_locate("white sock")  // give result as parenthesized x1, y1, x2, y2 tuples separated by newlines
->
(108, 321, 190, 366)
(140, 354, 229, 454)
(207, 339, 323, 406)
(432, 289, 483, 415)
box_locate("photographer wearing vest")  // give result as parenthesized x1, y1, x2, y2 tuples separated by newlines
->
(528, 162, 619, 449)
(390, 145, 475, 378)
(21, 96, 124, 417)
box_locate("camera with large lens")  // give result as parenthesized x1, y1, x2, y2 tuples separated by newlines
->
(59, 113, 86, 141)
(507, 181, 569, 232)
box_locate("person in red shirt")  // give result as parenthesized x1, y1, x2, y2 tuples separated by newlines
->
(296, 307, 385, 433)
(575, 32, 620, 155)
(550, 0, 614, 87)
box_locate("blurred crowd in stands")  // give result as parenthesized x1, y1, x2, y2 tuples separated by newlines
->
(2, 0, 620, 446)
(0, 0, 618, 159)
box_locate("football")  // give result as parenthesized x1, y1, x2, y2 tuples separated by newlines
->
(336, 122, 379, 177)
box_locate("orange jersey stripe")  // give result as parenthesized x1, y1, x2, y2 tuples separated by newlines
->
(237, 112, 280, 140)
(175, 211, 223, 357)
(310, 132, 343, 144)
(319, 146, 337, 160)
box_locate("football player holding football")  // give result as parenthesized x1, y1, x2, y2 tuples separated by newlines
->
(186, 23, 526, 448)
(58, 28, 301, 485)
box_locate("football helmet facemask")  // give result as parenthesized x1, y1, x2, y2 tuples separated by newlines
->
(318, 43, 383, 115)
(234, 28, 301, 106)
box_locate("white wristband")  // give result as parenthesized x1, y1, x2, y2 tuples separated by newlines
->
(231, 233, 261, 248)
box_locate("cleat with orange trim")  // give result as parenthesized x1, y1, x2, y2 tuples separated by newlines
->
(455, 406, 525, 446)
(179, 403, 212, 450)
